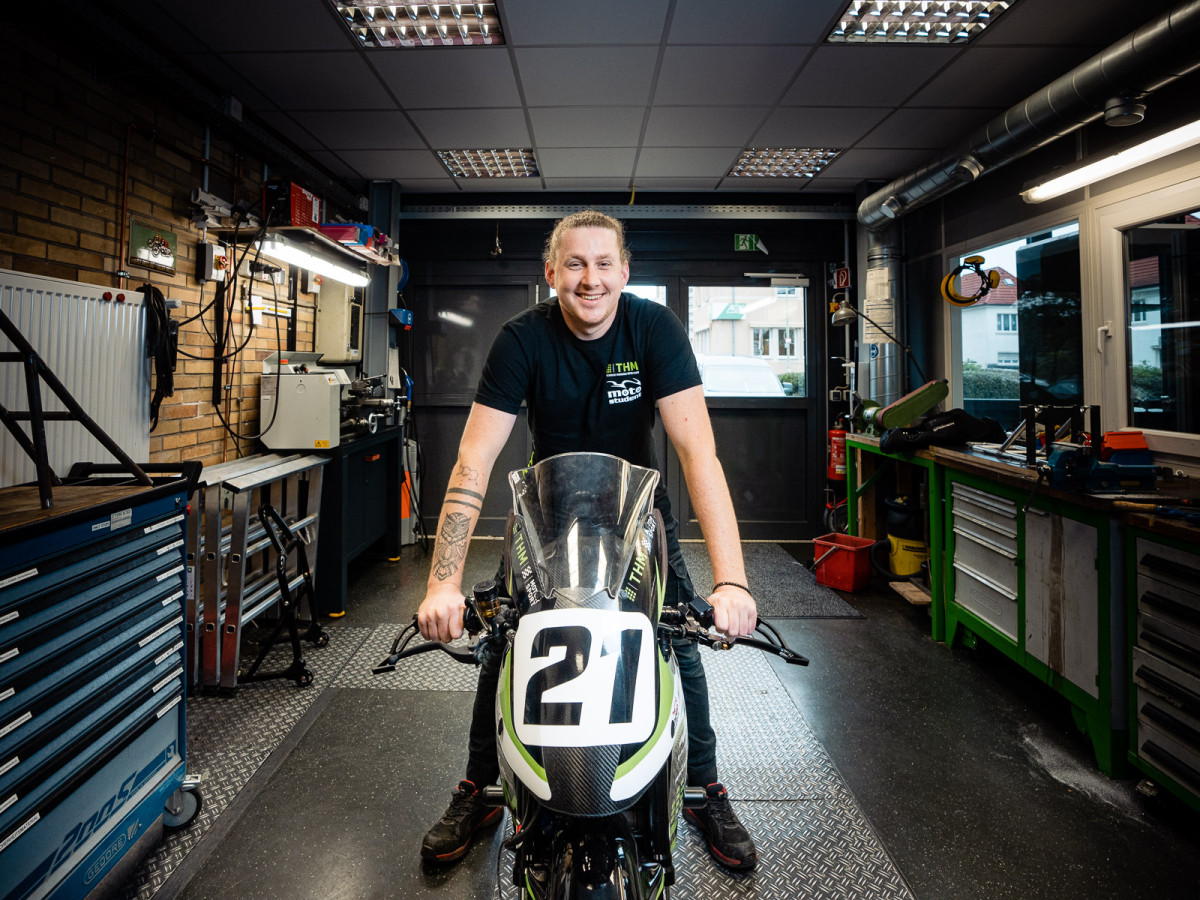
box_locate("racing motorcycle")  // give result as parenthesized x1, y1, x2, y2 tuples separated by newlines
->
(375, 451, 807, 899)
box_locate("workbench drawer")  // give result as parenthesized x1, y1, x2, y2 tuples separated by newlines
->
(950, 483, 1020, 539)
(952, 529, 1019, 595)
(1136, 610, 1200, 673)
(1136, 714, 1200, 794)
(952, 566, 1019, 641)
(1133, 646, 1200, 720)
(1135, 538, 1200, 600)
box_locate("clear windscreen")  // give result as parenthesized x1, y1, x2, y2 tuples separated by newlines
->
(509, 452, 659, 609)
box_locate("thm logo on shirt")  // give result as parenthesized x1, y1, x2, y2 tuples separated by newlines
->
(606, 361, 641, 404)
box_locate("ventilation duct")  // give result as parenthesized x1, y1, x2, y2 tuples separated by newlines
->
(858, 0, 1200, 229)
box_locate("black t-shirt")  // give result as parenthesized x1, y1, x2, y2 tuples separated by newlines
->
(475, 293, 701, 506)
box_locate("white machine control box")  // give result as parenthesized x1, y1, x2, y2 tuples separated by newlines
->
(260, 352, 351, 449)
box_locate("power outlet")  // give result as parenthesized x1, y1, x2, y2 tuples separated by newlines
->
(199, 241, 230, 283)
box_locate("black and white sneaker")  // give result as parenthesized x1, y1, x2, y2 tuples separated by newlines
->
(684, 782, 758, 871)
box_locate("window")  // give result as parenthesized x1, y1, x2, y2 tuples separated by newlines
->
(1124, 211, 1200, 434)
(752, 327, 772, 357)
(687, 284, 805, 396)
(952, 222, 1081, 431)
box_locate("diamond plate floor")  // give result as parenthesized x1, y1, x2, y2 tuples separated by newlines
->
(118, 615, 910, 900)
(117, 627, 372, 900)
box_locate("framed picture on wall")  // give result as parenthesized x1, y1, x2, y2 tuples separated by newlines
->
(129, 219, 177, 275)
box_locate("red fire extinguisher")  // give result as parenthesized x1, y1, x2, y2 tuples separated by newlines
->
(828, 422, 847, 481)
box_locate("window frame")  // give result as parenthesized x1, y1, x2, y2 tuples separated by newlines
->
(1093, 167, 1200, 469)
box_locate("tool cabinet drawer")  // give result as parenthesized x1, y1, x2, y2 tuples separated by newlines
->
(1135, 538, 1200, 600)
(1133, 646, 1200, 720)
(950, 483, 1020, 537)
(1136, 713, 1200, 794)
(952, 566, 1019, 641)
(1136, 610, 1200, 673)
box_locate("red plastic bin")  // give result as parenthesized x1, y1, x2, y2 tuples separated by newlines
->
(812, 533, 875, 592)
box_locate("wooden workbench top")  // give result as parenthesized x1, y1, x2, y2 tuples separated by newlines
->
(0, 483, 159, 535)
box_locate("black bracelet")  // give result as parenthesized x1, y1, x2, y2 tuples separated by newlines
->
(713, 581, 754, 599)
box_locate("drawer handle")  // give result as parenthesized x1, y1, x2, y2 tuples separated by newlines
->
(1141, 740, 1200, 787)
(1141, 629, 1200, 669)
(1141, 701, 1200, 748)
(1135, 665, 1200, 719)
(1141, 553, 1200, 584)
(1141, 590, 1200, 628)
(365, 453, 381, 463)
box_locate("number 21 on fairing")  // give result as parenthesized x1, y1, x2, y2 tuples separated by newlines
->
(512, 609, 657, 748)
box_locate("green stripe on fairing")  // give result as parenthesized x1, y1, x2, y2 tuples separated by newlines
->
(500, 651, 546, 780)
(614, 650, 673, 778)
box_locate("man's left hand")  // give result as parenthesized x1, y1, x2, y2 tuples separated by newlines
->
(708, 585, 757, 638)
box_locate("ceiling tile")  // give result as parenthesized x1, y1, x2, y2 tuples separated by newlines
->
(181, 52, 277, 111)
(632, 177, 723, 191)
(542, 178, 635, 191)
(504, 0, 671, 45)
(537, 148, 638, 179)
(636, 148, 742, 178)
(783, 45, 959, 108)
(978, 0, 1178, 48)
(643, 107, 770, 147)
(753, 107, 890, 147)
(292, 111, 426, 150)
(858, 108, 990, 150)
(216, 52, 394, 110)
(307, 149, 367, 181)
(145, 0, 347, 52)
(338, 149, 450, 181)
(257, 110, 322, 152)
(516, 47, 660, 107)
(369, 48, 522, 109)
(906, 47, 1074, 109)
(668, 0, 842, 45)
(654, 46, 807, 106)
(819, 147, 934, 181)
(407, 108, 532, 148)
(529, 108, 645, 148)
(397, 178, 463, 193)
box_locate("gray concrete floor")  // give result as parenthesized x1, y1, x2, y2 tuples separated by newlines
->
(173, 540, 1200, 899)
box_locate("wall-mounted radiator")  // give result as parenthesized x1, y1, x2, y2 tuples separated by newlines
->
(0, 269, 150, 488)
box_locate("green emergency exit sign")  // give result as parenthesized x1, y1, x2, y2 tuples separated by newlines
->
(734, 233, 768, 253)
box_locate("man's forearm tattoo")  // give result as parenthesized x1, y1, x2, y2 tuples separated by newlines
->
(433, 511, 471, 581)
(445, 486, 483, 512)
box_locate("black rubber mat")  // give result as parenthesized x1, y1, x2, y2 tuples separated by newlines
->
(681, 541, 864, 618)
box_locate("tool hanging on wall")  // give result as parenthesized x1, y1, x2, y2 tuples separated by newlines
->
(940, 255, 1001, 307)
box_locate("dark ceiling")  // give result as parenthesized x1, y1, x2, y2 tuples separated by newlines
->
(94, 0, 1187, 198)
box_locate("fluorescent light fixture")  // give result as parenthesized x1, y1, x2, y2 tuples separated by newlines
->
(827, 1, 1013, 44)
(258, 235, 371, 287)
(729, 148, 840, 178)
(438, 149, 539, 178)
(331, 2, 503, 48)
(1022, 118, 1200, 203)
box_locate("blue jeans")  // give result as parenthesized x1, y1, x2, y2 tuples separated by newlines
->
(464, 512, 719, 788)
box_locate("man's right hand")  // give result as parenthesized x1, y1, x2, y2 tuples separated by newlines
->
(418, 583, 465, 642)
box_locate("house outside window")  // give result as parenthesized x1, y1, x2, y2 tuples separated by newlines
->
(997, 313, 1018, 332)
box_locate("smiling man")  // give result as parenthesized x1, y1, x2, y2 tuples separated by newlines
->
(415, 209, 759, 872)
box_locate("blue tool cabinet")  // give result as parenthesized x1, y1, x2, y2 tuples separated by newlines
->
(0, 480, 191, 900)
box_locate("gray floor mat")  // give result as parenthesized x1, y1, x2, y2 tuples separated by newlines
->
(681, 541, 863, 618)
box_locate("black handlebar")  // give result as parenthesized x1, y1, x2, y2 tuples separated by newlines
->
(372, 593, 808, 676)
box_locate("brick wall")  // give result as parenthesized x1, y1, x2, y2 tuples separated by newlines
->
(0, 34, 321, 468)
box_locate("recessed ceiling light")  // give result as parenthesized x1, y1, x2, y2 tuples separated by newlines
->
(437, 149, 539, 178)
(728, 148, 840, 178)
(331, 2, 504, 48)
(826, 1, 1014, 44)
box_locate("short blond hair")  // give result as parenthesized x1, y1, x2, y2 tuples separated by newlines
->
(543, 210, 630, 266)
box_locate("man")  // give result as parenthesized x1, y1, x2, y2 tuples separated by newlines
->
(416, 210, 759, 871)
